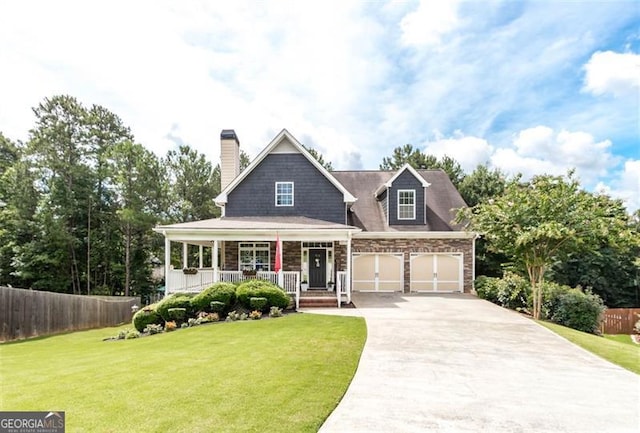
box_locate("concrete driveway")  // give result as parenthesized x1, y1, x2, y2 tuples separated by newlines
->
(313, 293, 640, 433)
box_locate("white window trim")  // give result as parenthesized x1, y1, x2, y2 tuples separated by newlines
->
(275, 181, 294, 207)
(397, 189, 416, 220)
(238, 242, 271, 271)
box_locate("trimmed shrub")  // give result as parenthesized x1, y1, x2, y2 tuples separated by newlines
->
(156, 294, 195, 322)
(236, 280, 290, 310)
(551, 288, 605, 334)
(191, 283, 237, 313)
(210, 301, 226, 314)
(249, 297, 268, 312)
(167, 308, 187, 322)
(132, 303, 164, 332)
(474, 276, 500, 304)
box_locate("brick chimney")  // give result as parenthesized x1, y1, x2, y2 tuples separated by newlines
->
(220, 129, 240, 191)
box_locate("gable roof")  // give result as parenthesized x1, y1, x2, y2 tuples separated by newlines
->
(332, 169, 467, 232)
(215, 129, 356, 206)
(373, 163, 430, 196)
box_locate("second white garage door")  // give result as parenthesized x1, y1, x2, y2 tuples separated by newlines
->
(352, 253, 403, 291)
(410, 253, 463, 292)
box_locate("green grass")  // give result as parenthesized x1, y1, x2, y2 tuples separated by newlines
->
(0, 313, 366, 432)
(603, 334, 635, 345)
(537, 321, 640, 375)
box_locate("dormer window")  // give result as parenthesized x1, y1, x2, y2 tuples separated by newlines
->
(275, 182, 294, 206)
(398, 190, 415, 220)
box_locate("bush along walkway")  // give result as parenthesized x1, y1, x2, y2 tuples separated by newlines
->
(475, 273, 605, 334)
(123, 280, 290, 340)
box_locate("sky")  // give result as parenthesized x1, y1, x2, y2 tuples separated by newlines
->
(0, 0, 638, 210)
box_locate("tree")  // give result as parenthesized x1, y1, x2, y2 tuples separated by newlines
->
(458, 164, 507, 207)
(380, 144, 465, 187)
(26, 95, 94, 294)
(380, 144, 433, 170)
(85, 104, 133, 295)
(460, 172, 636, 319)
(109, 140, 165, 297)
(549, 205, 640, 307)
(0, 135, 39, 287)
(166, 145, 219, 222)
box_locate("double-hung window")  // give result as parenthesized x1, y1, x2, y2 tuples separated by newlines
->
(397, 190, 416, 220)
(239, 242, 270, 271)
(275, 182, 294, 206)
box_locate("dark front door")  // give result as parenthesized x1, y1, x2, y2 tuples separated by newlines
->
(309, 249, 326, 288)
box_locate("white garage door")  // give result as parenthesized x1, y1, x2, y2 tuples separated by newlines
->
(410, 253, 463, 292)
(352, 253, 403, 291)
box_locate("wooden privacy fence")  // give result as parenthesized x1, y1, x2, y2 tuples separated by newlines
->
(0, 286, 140, 342)
(601, 308, 640, 335)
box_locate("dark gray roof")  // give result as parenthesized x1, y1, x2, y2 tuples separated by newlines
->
(332, 169, 467, 232)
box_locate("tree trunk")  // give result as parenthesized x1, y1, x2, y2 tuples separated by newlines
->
(124, 221, 131, 297)
(86, 201, 91, 295)
(527, 265, 546, 319)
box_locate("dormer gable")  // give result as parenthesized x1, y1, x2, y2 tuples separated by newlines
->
(375, 164, 430, 226)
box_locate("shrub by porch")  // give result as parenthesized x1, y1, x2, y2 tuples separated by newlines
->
(133, 281, 292, 331)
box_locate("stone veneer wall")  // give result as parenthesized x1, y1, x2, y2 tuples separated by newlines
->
(222, 241, 301, 272)
(351, 238, 474, 293)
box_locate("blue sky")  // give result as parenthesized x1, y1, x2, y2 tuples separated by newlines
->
(0, 0, 638, 209)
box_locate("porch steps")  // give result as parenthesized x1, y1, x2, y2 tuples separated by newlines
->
(299, 290, 339, 308)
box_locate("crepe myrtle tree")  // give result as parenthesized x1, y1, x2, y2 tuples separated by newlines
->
(458, 171, 636, 319)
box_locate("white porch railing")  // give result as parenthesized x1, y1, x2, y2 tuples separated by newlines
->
(167, 269, 217, 294)
(337, 271, 349, 305)
(168, 269, 300, 309)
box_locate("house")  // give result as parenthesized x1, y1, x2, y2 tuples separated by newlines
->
(153, 129, 476, 307)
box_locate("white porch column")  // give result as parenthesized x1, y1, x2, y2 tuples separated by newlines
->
(199, 245, 204, 269)
(182, 243, 188, 268)
(345, 233, 352, 305)
(277, 238, 284, 287)
(213, 240, 219, 282)
(164, 236, 171, 296)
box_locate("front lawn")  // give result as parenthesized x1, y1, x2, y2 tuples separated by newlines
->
(0, 313, 366, 432)
(537, 321, 640, 375)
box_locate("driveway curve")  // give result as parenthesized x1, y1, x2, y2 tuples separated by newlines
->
(313, 293, 639, 433)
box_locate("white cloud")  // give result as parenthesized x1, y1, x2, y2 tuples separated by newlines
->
(400, 1, 460, 47)
(422, 131, 493, 172)
(496, 126, 617, 182)
(583, 51, 640, 98)
(0, 0, 636, 209)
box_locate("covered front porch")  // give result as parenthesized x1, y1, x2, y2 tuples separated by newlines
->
(153, 217, 361, 308)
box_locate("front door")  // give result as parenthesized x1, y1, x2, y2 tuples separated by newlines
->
(308, 249, 326, 288)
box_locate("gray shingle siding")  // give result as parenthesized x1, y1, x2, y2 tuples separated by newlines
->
(378, 189, 388, 224)
(225, 153, 345, 224)
(388, 170, 425, 225)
